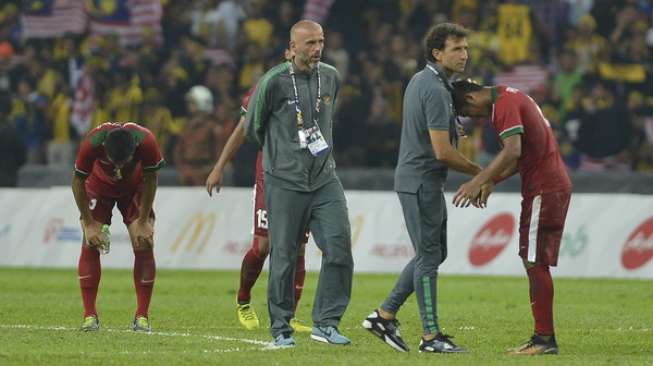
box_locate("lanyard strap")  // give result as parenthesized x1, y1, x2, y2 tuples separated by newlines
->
(425, 64, 452, 92)
(289, 61, 321, 129)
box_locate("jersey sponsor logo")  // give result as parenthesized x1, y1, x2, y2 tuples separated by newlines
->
(169, 212, 216, 255)
(468, 213, 515, 266)
(621, 217, 653, 270)
(323, 94, 333, 106)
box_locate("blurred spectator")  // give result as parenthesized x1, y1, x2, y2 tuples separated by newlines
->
(174, 85, 221, 185)
(627, 91, 653, 171)
(243, 0, 274, 48)
(496, 1, 533, 66)
(141, 87, 177, 162)
(0, 90, 26, 186)
(0, 0, 650, 177)
(553, 48, 583, 116)
(569, 81, 632, 170)
(324, 31, 349, 81)
(46, 78, 74, 166)
(12, 78, 48, 164)
(565, 15, 608, 73)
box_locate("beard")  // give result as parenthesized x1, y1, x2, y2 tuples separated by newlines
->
(298, 53, 320, 69)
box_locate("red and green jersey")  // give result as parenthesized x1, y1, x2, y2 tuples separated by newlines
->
(74, 122, 165, 197)
(491, 86, 572, 197)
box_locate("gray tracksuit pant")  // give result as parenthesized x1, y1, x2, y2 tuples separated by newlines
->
(266, 177, 353, 338)
(381, 186, 448, 334)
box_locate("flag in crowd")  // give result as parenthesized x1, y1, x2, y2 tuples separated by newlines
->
(87, 0, 163, 45)
(20, 0, 86, 39)
(20, 0, 162, 45)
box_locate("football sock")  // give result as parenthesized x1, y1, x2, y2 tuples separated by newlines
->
(237, 237, 266, 304)
(78, 245, 101, 317)
(527, 264, 554, 336)
(293, 255, 306, 312)
(133, 249, 156, 318)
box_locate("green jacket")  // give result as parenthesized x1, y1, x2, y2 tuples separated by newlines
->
(245, 61, 341, 192)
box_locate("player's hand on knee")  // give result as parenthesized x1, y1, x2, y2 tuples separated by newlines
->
(129, 219, 154, 249)
(82, 219, 104, 248)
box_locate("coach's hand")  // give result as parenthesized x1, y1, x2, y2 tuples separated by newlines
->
(82, 219, 104, 248)
(206, 167, 223, 196)
(453, 180, 482, 208)
(130, 219, 154, 249)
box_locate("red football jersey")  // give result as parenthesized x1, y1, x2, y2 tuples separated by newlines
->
(240, 87, 264, 179)
(74, 122, 165, 197)
(491, 86, 572, 197)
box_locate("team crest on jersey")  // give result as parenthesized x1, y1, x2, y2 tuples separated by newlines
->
(323, 94, 333, 106)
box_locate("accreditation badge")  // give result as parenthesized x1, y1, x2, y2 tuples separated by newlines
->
(305, 126, 329, 156)
(298, 129, 308, 148)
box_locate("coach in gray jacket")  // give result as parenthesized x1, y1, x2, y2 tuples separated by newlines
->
(245, 20, 353, 348)
(363, 23, 491, 353)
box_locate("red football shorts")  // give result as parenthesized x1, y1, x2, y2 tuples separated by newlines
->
(85, 182, 154, 226)
(252, 153, 309, 242)
(253, 153, 268, 236)
(518, 190, 571, 266)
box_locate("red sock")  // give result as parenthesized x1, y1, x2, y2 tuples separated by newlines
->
(237, 237, 266, 304)
(526, 264, 554, 336)
(293, 255, 306, 312)
(78, 245, 101, 317)
(133, 249, 156, 318)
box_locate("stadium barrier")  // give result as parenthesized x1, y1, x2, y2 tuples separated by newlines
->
(1, 187, 651, 278)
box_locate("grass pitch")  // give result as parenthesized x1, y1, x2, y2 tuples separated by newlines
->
(0, 267, 651, 365)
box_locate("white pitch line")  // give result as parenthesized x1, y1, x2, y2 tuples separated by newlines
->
(0, 324, 279, 350)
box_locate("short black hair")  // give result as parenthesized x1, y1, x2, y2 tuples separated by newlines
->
(423, 23, 469, 63)
(452, 79, 483, 113)
(104, 128, 136, 163)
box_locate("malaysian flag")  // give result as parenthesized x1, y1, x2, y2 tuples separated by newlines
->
(71, 65, 94, 135)
(87, 0, 162, 45)
(302, 0, 335, 23)
(20, 0, 87, 39)
(493, 65, 549, 94)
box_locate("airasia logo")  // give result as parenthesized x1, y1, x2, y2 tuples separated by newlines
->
(621, 217, 653, 270)
(469, 213, 515, 266)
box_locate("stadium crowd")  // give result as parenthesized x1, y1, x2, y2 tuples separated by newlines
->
(0, 0, 652, 186)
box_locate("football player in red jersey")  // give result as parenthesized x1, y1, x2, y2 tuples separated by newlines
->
(451, 80, 572, 355)
(205, 87, 311, 332)
(72, 122, 164, 332)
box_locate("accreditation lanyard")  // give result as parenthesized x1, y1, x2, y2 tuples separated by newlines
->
(425, 64, 463, 143)
(289, 61, 321, 130)
(425, 64, 451, 92)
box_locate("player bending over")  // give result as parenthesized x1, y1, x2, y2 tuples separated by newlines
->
(72, 122, 164, 332)
(452, 80, 572, 355)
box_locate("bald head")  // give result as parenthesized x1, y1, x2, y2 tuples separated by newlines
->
(289, 20, 324, 71)
(290, 20, 322, 42)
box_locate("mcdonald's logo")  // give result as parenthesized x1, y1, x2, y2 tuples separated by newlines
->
(169, 212, 216, 255)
